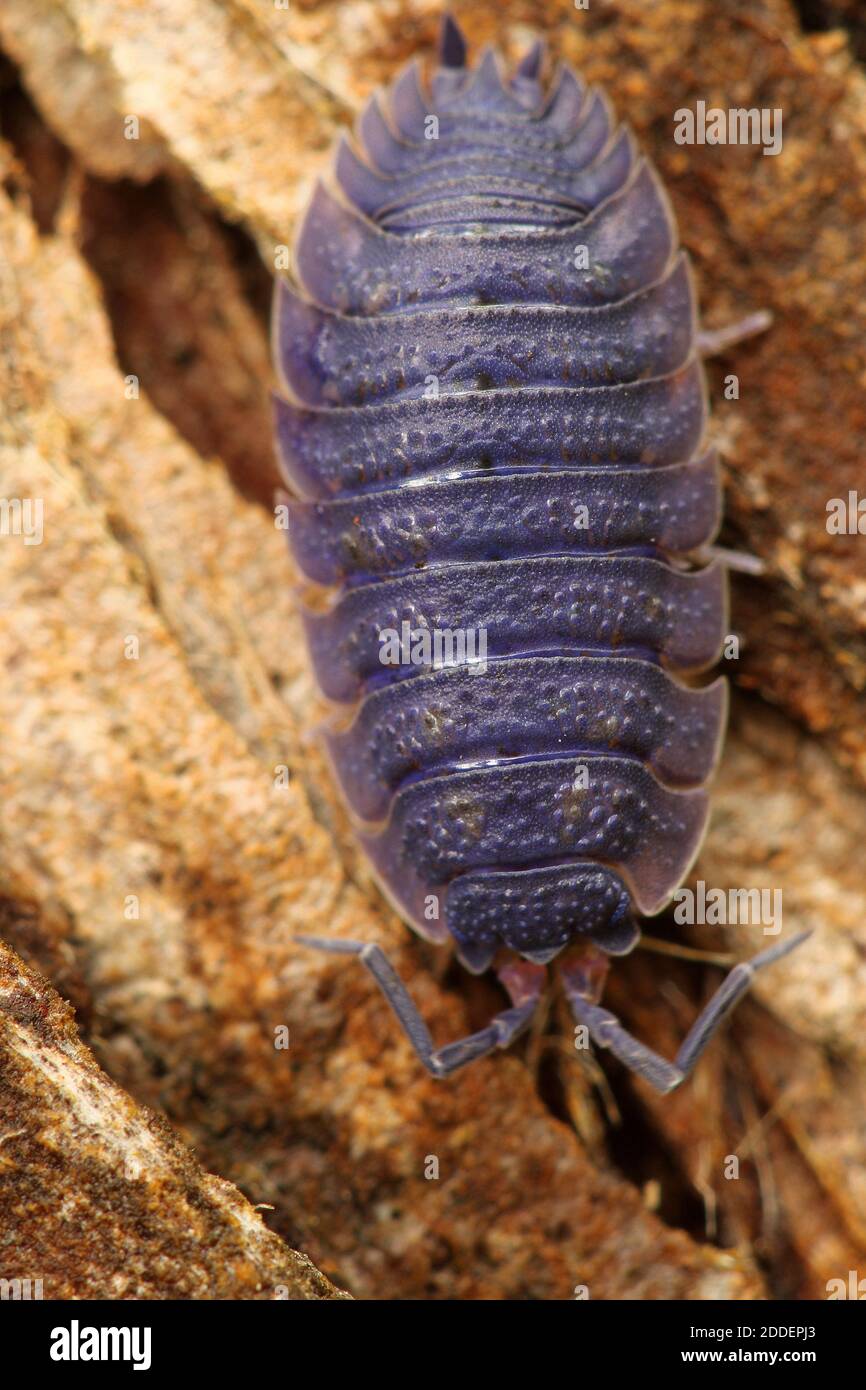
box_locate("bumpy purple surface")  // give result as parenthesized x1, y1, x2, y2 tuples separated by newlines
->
(273, 34, 727, 971)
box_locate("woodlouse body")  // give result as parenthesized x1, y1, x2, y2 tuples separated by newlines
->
(274, 18, 806, 1088)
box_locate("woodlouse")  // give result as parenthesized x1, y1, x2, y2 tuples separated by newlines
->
(273, 16, 808, 1090)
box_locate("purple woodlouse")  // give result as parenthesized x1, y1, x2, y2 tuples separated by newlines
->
(273, 16, 808, 1090)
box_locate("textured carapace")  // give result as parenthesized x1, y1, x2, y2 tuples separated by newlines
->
(274, 18, 804, 1088)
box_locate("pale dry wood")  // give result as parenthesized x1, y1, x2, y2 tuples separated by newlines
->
(0, 940, 348, 1299)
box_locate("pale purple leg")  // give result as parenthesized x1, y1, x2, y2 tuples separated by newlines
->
(698, 310, 772, 357)
(563, 931, 811, 1094)
(695, 312, 773, 573)
(691, 543, 766, 577)
(297, 935, 544, 1077)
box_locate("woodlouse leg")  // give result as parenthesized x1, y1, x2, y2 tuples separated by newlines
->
(690, 543, 766, 577)
(693, 313, 774, 575)
(697, 310, 772, 357)
(296, 936, 543, 1077)
(562, 931, 811, 1095)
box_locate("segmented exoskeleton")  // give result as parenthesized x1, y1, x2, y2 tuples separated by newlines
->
(273, 16, 806, 1090)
